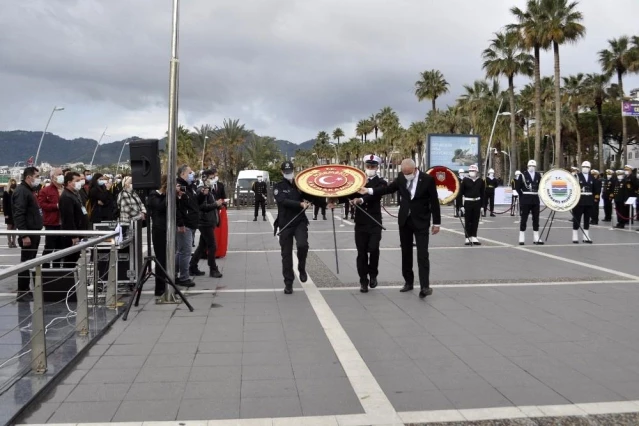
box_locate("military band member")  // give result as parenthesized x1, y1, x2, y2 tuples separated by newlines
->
(483, 168, 499, 217)
(454, 168, 465, 218)
(612, 166, 637, 229)
(251, 174, 268, 221)
(590, 169, 602, 226)
(460, 164, 484, 245)
(515, 160, 544, 245)
(602, 169, 615, 222)
(510, 170, 521, 216)
(572, 161, 594, 243)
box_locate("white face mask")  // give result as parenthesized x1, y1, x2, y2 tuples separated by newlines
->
(582, 168, 590, 174)
(31, 178, 41, 188)
(624, 171, 631, 176)
(469, 171, 477, 178)
(404, 173, 415, 181)
(56, 175, 64, 185)
(257, 177, 263, 182)
(207, 179, 215, 186)
(488, 173, 494, 179)
(528, 167, 535, 174)
(74, 181, 82, 191)
(606, 174, 612, 179)
(365, 169, 377, 177)
(98, 180, 106, 186)
(283, 172, 294, 180)
(212, 176, 219, 184)
(116, 178, 122, 184)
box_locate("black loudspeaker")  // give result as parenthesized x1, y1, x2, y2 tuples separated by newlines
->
(130, 139, 161, 190)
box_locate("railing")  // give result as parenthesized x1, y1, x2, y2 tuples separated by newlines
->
(0, 229, 120, 394)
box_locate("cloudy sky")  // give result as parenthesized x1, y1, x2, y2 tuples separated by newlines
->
(1, 0, 638, 145)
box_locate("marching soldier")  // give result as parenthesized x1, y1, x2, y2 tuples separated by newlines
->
(454, 168, 465, 218)
(510, 170, 521, 216)
(572, 161, 594, 243)
(602, 169, 615, 222)
(483, 168, 499, 217)
(590, 169, 602, 226)
(515, 159, 544, 245)
(273, 161, 322, 294)
(460, 164, 484, 245)
(251, 174, 268, 221)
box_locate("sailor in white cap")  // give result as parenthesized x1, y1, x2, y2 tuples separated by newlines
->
(515, 159, 544, 245)
(590, 168, 602, 226)
(459, 164, 484, 245)
(572, 161, 594, 243)
(483, 168, 499, 217)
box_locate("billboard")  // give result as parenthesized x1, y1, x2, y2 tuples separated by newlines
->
(426, 134, 481, 170)
(622, 101, 639, 117)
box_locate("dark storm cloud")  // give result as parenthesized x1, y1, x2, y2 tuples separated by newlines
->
(1, 0, 638, 143)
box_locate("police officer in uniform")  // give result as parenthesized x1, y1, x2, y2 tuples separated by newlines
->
(602, 169, 615, 222)
(515, 159, 544, 245)
(454, 168, 465, 217)
(590, 169, 602, 226)
(572, 161, 594, 243)
(251, 174, 268, 221)
(460, 164, 484, 245)
(483, 168, 499, 217)
(336, 155, 387, 293)
(510, 170, 521, 216)
(612, 166, 637, 229)
(273, 161, 321, 294)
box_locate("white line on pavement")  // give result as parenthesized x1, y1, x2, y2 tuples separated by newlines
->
(439, 226, 512, 247)
(317, 279, 639, 290)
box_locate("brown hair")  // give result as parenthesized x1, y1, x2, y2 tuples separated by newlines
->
(160, 175, 168, 193)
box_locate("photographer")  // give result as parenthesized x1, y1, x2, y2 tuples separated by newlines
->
(176, 165, 198, 287)
(189, 170, 223, 278)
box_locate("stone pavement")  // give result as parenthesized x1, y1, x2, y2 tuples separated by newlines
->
(6, 206, 639, 425)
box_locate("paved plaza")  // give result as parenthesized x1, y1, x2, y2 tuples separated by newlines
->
(3, 206, 639, 425)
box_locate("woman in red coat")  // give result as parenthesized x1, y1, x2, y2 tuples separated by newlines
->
(209, 169, 228, 258)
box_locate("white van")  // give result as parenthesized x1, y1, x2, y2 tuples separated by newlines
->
(234, 170, 270, 203)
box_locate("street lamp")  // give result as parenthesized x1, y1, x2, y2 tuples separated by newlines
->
(34, 106, 64, 165)
(485, 104, 523, 172)
(201, 135, 209, 171)
(117, 140, 130, 172)
(90, 126, 109, 167)
(328, 143, 340, 164)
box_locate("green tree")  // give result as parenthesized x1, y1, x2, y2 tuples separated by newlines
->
(414, 69, 450, 113)
(583, 73, 611, 170)
(332, 127, 345, 156)
(562, 73, 586, 164)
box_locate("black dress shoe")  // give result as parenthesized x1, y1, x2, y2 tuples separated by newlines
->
(210, 270, 223, 278)
(299, 270, 307, 283)
(360, 282, 368, 293)
(490, 213, 496, 217)
(323, 215, 327, 220)
(176, 278, 195, 288)
(419, 288, 433, 298)
(313, 216, 317, 220)
(399, 284, 413, 292)
(369, 277, 378, 289)
(189, 268, 205, 276)
(263, 217, 267, 221)
(284, 282, 293, 294)
(253, 217, 257, 221)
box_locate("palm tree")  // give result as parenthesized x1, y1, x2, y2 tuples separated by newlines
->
(584, 73, 611, 171)
(542, 0, 586, 167)
(377, 107, 400, 135)
(369, 114, 380, 139)
(355, 120, 368, 142)
(407, 121, 428, 167)
(508, 0, 551, 164)
(315, 131, 331, 164)
(562, 73, 585, 164)
(482, 30, 534, 171)
(332, 127, 344, 153)
(216, 119, 248, 185)
(599, 36, 634, 164)
(414, 69, 450, 113)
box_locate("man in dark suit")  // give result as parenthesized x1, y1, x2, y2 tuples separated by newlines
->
(573, 161, 595, 243)
(359, 159, 441, 298)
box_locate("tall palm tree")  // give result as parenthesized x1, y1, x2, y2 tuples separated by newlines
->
(562, 73, 585, 164)
(377, 107, 400, 135)
(482, 30, 534, 171)
(407, 121, 428, 168)
(542, 0, 586, 167)
(508, 0, 551, 164)
(315, 131, 331, 164)
(369, 114, 380, 139)
(332, 127, 344, 150)
(584, 73, 611, 171)
(355, 120, 369, 142)
(599, 36, 634, 164)
(414, 69, 450, 113)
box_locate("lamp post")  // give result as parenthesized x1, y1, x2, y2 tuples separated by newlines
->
(484, 99, 503, 173)
(201, 135, 209, 171)
(117, 141, 130, 172)
(328, 143, 340, 164)
(90, 127, 109, 167)
(34, 106, 64, 166)
(545, 134, 556, 168)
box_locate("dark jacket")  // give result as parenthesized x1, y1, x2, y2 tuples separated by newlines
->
(89, 185, 116, 223)
(211, 181, 226, 201)
(2, 190, 13, 219)
(341, 175, 386, 230)
(252, 180, 268, 199)
(592, 177, 603, 204)
(59, 188, 88, 232)
(176, 177, 199, 229)
(484, 177, 499, 194)
(576, 173, 595, 206)
(147, 190, 167, 231)
(196, 187, 220, 228)
(373, 170, 441, 230)
(273, 178, 318, 233)
(12, 181, 43, 236)
(515, 171, 542, 205)
(460, 177, 485, 203)
(613, 175, 636, 203)
(79, 185, 90, 206)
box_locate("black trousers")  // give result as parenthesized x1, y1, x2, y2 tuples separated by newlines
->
(59, 237, 81, 269)
(572, 205, 592, 230)
(254, 197, 266, 218)
(344, 202, 353, 218)
(484, 192, 495, 213)
(590, 201, 600, 224)
(18, 235, 41, 293)
(603, 197, 613, 220)
(152, 227, 167, 296)
(42, 225, 63, 267)
(279, 221, 308, 284)
(191, 226, 218, 271)
(615, 201, 629, 226)
(510, 195, 519, 216)
(314, 204, 326, 218)
(398, 216, 430, 289)
(464, 200, 481, 237)
(520, 204, 540, 231)
(454, 197, 463, 215)
(354, 227, 381, 283)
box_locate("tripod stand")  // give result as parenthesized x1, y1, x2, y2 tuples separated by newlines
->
(123, 198, 193, 321)
(538, 209, 591, 244)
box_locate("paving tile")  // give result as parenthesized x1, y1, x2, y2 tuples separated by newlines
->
(65, 383, 131, 402)
(37, 384, 75, 403)
(291, 361, 347, 379)
(496, 384, 571, 406)
(375, 372, 438, 393)
(240, 396, 302, 418)
(144, 353, 194, 367)
(80, 368, 138, 384)
(177, 398, 240, 420)
(242, 364, 294, 380)
(59, 369, 87, 385)
(183, 378, 241, 399)
(104, 343, 155, 356)
(126, 381, 185, 401)
(48, 401, 120, 423)
(387, 389, 455, 412)
(193, 352, 241, 366)
(197, 341, 243, 354)
(477, 369, 544, 388)
(134, 366, 191, 383)
(242, 350, 290, 365)
(112, 399, 180, 422)
(241, 378, 298, 398)
(188, 365, 242, 381)
(16, 402, 60, 424)
(152, 341, 199, 355)
(441, 386, 514, 409)
(93, 355, 147, 369)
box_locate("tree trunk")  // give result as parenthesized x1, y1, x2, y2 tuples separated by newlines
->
(574, 109, 582, 167)
(596, 102, 604, 171)
(508, 75, 517, 180)
(618, 70, 627, 165)
(553, 42, 562, 167)
(432, 98, 436, 113)
(542, 137, 551, 171)
(534, 45, 542, 165)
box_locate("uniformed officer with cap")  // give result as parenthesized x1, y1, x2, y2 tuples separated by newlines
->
(273, 161, 321, 294)
(460, 164, 485, 245)
(602, 169, 615, 222)
(483, 168, 499, 217)
(612, 165, 637, 229)
(572, 161, 594, 243)
(590, 169, 602, 225)
(454, 168, 465, 217)
(515, 159, 544, 245)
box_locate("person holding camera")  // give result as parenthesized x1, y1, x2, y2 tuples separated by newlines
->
(176, 165, 198, 287)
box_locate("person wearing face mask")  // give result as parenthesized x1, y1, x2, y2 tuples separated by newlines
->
(117, 176, 147, 223)
(175, 164, 199, 287)
(273, 161, 324, 294)
(251, 174, 268, 221)
(359, 158, 441, 299)
(612, 166, 637, 229)
(510, 171, 521, 216)
(483, 168, 499, 217)
(515, 159, 543, 245)
(459, 164, 485, 245)
(87, 173, 116, 224)
(454, 169, 465, 218)
(602, 169, 615, 222)
(208, 168, 229, 258)
(12, 167, 44, 302)
(59, 172, 89, 268)
(571, 161, 595, 243)
(38, 167, 64, 266)
(79, 170, 92, 206)
(3, 178, 18, 248)
(590, 169, 602, 226)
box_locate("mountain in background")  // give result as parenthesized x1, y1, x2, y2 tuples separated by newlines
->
(0, 131, 316, 166)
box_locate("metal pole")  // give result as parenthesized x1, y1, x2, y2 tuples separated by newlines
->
(31, 266, 47, 374)
(117, 140, 129, 173)
(76, 251, 89, 335)
(106, 245, 117, 309)
(201, 136, 208, 171)
(485, 98, 504, 173)
(34, 106, 63, 166)
(90, 126, 109, 167)
(162, 0, 181, 303)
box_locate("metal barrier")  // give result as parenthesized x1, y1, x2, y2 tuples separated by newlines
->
(0, 229, 119, 392)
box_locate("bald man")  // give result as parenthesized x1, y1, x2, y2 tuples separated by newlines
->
(38, 167, 64, 267)
(359, 159, 441, 299)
